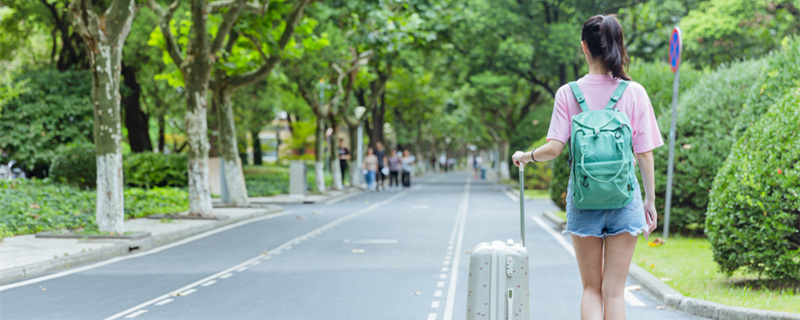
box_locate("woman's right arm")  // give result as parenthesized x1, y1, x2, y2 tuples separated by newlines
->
(636, 151, 658, 232)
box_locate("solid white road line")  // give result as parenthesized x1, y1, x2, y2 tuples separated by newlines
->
(123, 310, 147, 319)
(104, 185, 422, 320)
(443, 176, 471, 320)
(0, 210, 296, 292)
(624, 289, 646, 307)
(325, 190, 363, 205)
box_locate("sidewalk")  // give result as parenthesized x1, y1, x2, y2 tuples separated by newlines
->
(0, 188, 362, 285)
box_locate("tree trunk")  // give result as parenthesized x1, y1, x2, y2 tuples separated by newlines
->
(121, 63, 153, 153)
(329, 126, 343, 190)
(158, 110, 166, 153)
(348, 124, 360, 187)
(69, 0, 136, 234)
(251, 129, 263, 165)
(314, 116, 326, 193)
(214, 86, 249, 206)
(498, 139, 511, 180)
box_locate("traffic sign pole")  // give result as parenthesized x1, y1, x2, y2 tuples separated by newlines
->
(664, 27, 682, 240)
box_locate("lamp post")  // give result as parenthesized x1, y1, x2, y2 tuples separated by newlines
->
(354, 106, 367, 187)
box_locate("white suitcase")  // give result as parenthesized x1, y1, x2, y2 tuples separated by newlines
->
(467, 165, 530, 320)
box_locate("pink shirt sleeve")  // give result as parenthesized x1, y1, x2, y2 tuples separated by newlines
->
(629, 84, 664, 153)
(545, 85, 572, 144)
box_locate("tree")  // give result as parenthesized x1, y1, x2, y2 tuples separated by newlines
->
(148, 0, 249, 215)
(209, 0, 313, 205)
(68, 0, 136, 233)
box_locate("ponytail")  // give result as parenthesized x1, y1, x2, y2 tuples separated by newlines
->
(581, 15, 630, 80)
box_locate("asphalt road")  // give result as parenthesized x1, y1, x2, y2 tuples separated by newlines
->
(0, 172, 704, 320)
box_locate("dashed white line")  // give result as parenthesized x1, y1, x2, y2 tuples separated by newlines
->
(441, 267, 448, 272)
(431, 301, 440, 308)
(220, 273, 233, 279)
(434, 290, 443, 297)
(123, 310, 147, 319)
(427, 313, 438, 320)
(625, 289, 646, 307)
(439, 274, 447, 279)
(180, 289, 197, 296)
(437, 282, 445, 288)
(236, 267, 248, 272)
(201, 281, 216, 287)
(443, 176, 471, 320)
(443, 261, 450, 266)
(250, 261, 261, 266)
(154, 299, 174, 306)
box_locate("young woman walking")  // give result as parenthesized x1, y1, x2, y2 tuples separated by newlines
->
(512, 15, 661, 320)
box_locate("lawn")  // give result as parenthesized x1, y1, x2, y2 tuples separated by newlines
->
(523, 189, 550, 200)
(633, 233, 800, 313)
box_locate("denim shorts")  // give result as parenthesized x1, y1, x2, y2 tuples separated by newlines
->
(562, 179, 647, 239)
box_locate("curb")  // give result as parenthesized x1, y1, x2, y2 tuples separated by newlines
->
(0, 206, 282, 285)
(540, 211, 800, 320)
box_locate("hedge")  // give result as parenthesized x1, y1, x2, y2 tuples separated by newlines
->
(652, 59, 767, 232)
(706, 92, 800, 280)
(49, 143, 97, 188)
(0, 179, 189, 238)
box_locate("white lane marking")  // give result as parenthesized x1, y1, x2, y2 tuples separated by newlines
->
(325, 190, 362, 205)
(104, 185, 421, 320)
(250, 261, 261, 266)
(431, 301, 440, 308)
(439, 274, 447, 279)
(624, 289, 646, 307)
(219, 273, 233, 279)
(0, 210, 296, 292)
(179, 289, 197, 296)
(503, 188, 518, 201)
(428, 313, 437, 320)
(443, 176, 471, 320)
(532, 216, 576, 257)
(154, 299, 174, 306)
(201, 281, 216, 287)
(441, 267, 448, 272)
(343, 239, 398, 244)
(443, 260, 450, 266)
(236, 267, 248, 272)
(434, 290, 443, 297)
(123, 310, 147, 319)
(437, 281, 444, 288)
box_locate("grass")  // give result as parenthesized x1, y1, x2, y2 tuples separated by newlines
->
(633, 233, 800, 313)
(523, 189, 550, 200)
(244, 164, 334, 197)
(552, 210, 566, 221)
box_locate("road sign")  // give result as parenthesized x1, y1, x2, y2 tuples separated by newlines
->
(669, 27, 682, 72)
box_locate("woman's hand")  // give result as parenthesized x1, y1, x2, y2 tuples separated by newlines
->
(643, 199, 658, 233)
(511, 151, 530, 167)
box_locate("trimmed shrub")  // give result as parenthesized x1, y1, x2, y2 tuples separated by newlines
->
(49, 144, 97, 188)
(706, 92, 800, 280)
(123, 152, 187, 189)
(653, 59, 767, 232)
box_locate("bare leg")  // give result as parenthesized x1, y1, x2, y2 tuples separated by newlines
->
(572, 236, 604, 320)
(602, 233, 638, 320)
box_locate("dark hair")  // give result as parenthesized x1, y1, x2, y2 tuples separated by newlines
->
(581, 15, 630, 80)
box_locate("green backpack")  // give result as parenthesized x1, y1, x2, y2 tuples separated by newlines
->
(568, 81, 637, 210)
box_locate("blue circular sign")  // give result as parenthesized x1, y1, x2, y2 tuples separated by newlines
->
(670, 27, 682, 72)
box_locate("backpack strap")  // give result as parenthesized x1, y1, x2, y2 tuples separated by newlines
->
(605, 80, 630, 110)
(568, 82, 590, 113)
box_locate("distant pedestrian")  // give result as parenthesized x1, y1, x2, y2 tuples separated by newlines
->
(388, 149, 401, 190)
(363, 147, 378, 191)
(401, 149, 414, 188)
(472, 155, 482, 179)
(375, 142, 387, 190)
(338, 139, 351, 185)
(511, 15, 661, 320)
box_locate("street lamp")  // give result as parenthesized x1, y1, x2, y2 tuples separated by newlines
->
(354, 106, 367, 187)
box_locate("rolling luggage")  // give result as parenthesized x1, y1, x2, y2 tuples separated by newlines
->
(467, 165, 530, 320)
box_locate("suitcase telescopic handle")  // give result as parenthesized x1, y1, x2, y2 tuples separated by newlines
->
(519, 164, 526, 247)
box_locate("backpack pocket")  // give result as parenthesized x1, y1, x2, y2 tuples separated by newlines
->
(573, 159, 635, 209)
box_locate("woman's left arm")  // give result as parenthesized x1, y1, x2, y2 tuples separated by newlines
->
(512, 140, 565, 167)
(636, 151, 658, 232)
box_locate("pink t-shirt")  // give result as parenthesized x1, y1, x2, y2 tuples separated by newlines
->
(546, 74, 664, 154)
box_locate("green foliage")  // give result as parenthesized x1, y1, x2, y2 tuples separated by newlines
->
(706, 92, 800, 280)
(549, 148, 570, 211)
(123, 152, 188, 189)
(653, 59, 767, 232)
(0, 179, 189, 238)
(244, 165, 289, 197)
(681, 0, 800, 67)
(49, 143, 97, 188)
(283, 120, 317, 160)
(0, 67, 93, 174)
(627, 58, 707, 115)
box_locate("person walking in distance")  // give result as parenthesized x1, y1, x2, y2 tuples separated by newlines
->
(375, 142, 388, 191)
(512, 14, 661, 320)
(387, 149, 401, 190)
(363, 147, 379, 191)
(338, 138, 351, 186)
(401, 149, 414, 188)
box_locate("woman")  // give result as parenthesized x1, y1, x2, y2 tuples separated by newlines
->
(363, 147, 378, 191)
(512, 15, 661, 320)
(387, 149, 401, 190)
(400, 149, 414, 188)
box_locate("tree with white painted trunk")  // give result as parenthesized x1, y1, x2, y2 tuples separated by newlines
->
(209, 0, 313, 206)
(148, 0, 249, 215)
(68, 0, 136, 234)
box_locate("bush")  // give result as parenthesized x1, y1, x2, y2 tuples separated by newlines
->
(49, 143, 97, 188)
(706, 92, 800, 280)
(123, 152, 187, 189)
(652, 59, 767, 232)
(244, 165, 290, 197)
(512, 137, 552, 190)
(0, 179, 189, 238)
(549, 148, 570, 211)
(0, 67, 93, 175)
